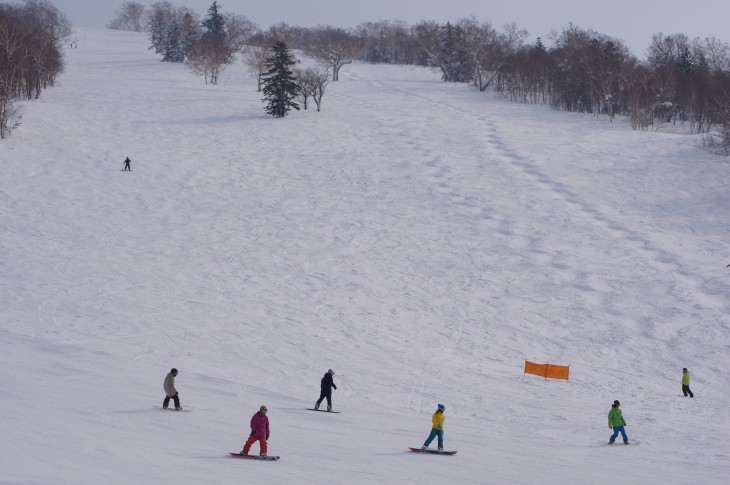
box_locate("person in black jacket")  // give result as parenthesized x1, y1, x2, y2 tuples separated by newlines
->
(314, 369, 337, 411)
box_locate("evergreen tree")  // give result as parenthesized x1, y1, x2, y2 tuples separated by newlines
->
(440, 22, 456, 82)
(261, 41, 300, 117)
(162, 19, 184, 62)
(439, 22, 467, 82)
(535, 37, 547, 53)
(179, 11, 199, 60)
(149, 9, 167, 54)
(201, 1, 226, 42)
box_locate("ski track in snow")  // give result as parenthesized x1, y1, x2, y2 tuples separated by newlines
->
(1, 28, 730, 484)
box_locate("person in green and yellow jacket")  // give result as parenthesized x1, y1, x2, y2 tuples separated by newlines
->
(421, 404, 446, 451)
(608, 400, 629, 445)
(682, 368, 694, 398)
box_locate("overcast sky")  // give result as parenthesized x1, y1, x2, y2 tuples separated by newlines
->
(53, 0, 730, 58)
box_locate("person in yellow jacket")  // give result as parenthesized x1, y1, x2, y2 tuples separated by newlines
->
(421, 404, 446, 451)
(682, 368, 694, 398)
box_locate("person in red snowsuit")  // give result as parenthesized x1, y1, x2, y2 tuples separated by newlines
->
(242, 405, 270, 456)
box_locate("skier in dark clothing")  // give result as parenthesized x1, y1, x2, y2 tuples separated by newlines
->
(314, 369, 337, 411)
(123, 156, 131, 171)
(163, 368, 182, 410)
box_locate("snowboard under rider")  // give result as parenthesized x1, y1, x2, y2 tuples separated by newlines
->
(163, 368, 182, 411)
(421, 404, 446, 451)
(123, 156, 131, 171)
(241, 405, 270, 456)
(314, 369, 337, 411)
(608, 400, 629, 445)
(682, 368, 694, 398)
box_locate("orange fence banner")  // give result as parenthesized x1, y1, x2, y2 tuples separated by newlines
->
(524, 361, 570, 380)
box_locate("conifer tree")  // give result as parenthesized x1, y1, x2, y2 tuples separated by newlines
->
(261, 41, 300, 117)
(439, 22, 467, 82)
(162, 20, 184, 62)
(149, 9, 167, 55)
(201, 1, 226, 42)
(179, 10, 200, 61)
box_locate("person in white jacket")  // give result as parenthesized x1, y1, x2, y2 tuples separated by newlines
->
(163, 368, 182, 410)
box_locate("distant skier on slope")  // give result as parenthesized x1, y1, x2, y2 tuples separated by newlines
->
(163, 368, 183, 411)
(241, 405, 270, 456)
(682, 368, 694, 398)
(608, 400, 629, 445)
(314, 369, 337, 411)
(123, 156, 131, 171)
(421, 404, 446, 451)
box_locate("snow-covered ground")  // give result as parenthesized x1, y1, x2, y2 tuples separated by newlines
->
(1, 28, 729, 484)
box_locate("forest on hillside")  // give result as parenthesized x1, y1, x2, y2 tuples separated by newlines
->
(2, 0, 729, 151)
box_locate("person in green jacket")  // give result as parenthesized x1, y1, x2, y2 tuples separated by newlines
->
(682, 368, 694, 398)
(608, 400, 629, 445)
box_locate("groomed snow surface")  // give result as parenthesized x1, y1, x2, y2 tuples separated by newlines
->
(2, 28, 729, 485)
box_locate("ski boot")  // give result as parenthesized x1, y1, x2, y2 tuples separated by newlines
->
(175, 406, 183, 411)
(327, 404, 332, 412)
(314, 402, 320, 410)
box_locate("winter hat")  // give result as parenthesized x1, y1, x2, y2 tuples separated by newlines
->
(171, 368, 178, 375)
(683, 368, 688, 372)
(328, 369, 335, 375)
(437, 404, 445, 410)
(260, 405, 268, 412)
(613, 400, 620, 406)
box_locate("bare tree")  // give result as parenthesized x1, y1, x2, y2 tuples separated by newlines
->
(223, 13, 257, 51)
(185, 2, 236, 84)
(0, 94, 22, 138)
(296, 66, 330, 111)
(187, 37, 230, 84)
(23, 0, 72, 44)
(0, 2, 63, 138)
(307, 26, 357, 81)
(241, 44, 269, 91)
(456, 18, 526, 91)
(108, 1, 146, 32)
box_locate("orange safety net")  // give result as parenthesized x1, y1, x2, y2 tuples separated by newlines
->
(524, 361, 570, 380)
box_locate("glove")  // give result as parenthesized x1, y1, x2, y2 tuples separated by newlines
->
(266, 435, 270, 440)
